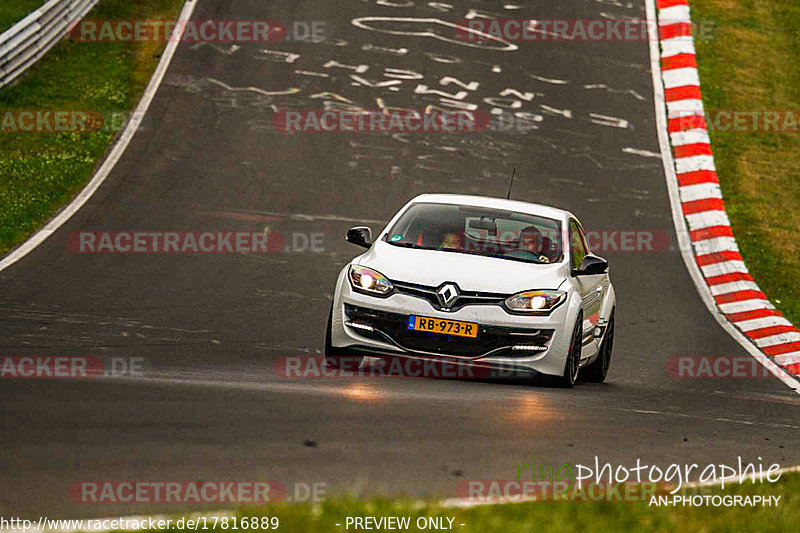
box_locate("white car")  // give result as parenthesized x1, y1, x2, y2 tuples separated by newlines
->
(325, 194, 615, 386)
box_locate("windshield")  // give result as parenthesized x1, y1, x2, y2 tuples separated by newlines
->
(384, 202, 564, 264)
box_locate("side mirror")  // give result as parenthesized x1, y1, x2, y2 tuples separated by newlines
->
(575, 254, 608, 276)
(346, 226, 373, 248)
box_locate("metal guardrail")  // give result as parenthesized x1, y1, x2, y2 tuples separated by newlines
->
(0, 0, 100, 89)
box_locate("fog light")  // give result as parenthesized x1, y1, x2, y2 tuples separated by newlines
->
(511, 345, 548, 352)
(345, 321, 375, 332)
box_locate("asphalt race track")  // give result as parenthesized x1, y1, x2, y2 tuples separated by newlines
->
(1, 0, 799, 519)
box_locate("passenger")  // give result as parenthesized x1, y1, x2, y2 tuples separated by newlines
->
(438, 231, 464, 250)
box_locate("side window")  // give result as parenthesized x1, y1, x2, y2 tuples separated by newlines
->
(569, 220, 587, 271)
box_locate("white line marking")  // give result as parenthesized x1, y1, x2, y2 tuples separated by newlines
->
(670, 130, 711, 146)
(0, 0, 199, 273)
(774, 352, 800, 364)
(189, 42, 240, 55)
(699, 259, 748, 278)
(662, 67, 700, 88)
(584, 84, 647, 101)
(679, 182, 722, 202)
(528, 74, 569, 84)
(686, 211, 731, 231)
(257, 49, 300, 63)
(645, 0, 799, 394)
(718, 299, 775, 314)
(589, 113, 630, 128)
(755, 332, 800, 347)
(295, 70, 330, 77)
(207, 77, 301, 96)
(692, 236, 740, 255)
(350, 17, 519, 51)
(660, 38, 696, 57)
(659, 5, 692, 24)
(675, 154, 716, 173)
(622, 147, 662, 158)
(667, 98, 705, 114)
(709, 280, 763, 296)
(737, 316, 794, 332)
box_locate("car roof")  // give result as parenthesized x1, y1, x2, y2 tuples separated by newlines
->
(408, 194, 574, 222)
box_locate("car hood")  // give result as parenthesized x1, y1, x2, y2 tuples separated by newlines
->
(357, 240, 569, 293)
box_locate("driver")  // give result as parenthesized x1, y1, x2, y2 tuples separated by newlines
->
(508, 226, 550, 263)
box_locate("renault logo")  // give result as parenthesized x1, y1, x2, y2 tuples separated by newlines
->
(436, 283, 460, 308)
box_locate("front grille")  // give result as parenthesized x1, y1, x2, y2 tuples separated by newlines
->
(344, 304, 554, 358)
(392, 280, 507, 312)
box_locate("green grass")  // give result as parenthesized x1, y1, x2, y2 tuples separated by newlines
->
(0, 1, 44, 34)
(0, 0, 184, 255)
(100, 473, 799, 532)
(692, 0, 800, 325)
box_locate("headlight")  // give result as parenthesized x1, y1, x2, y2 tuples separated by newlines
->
(349, 265, 393, 296)
(505, 290, 566, 313)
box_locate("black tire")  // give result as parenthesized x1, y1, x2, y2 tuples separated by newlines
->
(324, 304, 363, 370)
(580, 311, 614, 383)
(555, 312, 583, 388)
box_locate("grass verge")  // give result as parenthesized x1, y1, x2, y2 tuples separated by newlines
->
(0, 0, 185, 256)
(104, 472, 799, 532)
(692, 0, 800, 325)
(0, 1, 43, 34)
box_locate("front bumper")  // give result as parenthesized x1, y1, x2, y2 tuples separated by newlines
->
(331, 275, 573, 377)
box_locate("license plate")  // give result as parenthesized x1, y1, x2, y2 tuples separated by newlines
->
(407, 315, 478, 338)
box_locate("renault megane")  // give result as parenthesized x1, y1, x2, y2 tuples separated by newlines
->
(324, 194, 615, 387)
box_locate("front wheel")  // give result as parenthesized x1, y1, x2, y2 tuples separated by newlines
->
(324, 303, 363, 370)
(580, 311, 614, 383)
(554, 313, 583, 388)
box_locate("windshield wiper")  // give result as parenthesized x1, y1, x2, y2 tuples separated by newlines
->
(452, 248, 551, 264)
(389, 240, 554, 264)
(388, 241, 426, 249)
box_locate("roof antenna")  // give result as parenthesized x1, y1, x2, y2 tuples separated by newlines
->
(506, 167, 516, 199)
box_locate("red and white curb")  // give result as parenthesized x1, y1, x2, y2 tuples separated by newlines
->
(649, 0, 800, 388)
